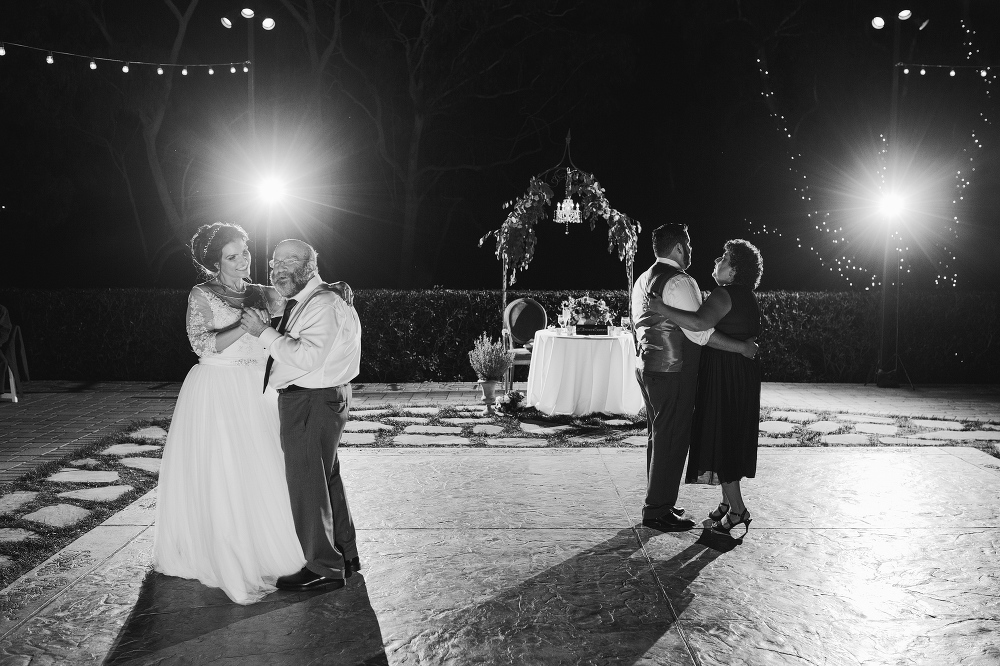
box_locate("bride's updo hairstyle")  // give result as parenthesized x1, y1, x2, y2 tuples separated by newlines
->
(190, 222, 249, 278)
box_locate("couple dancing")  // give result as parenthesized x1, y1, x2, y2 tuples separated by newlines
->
(153, 222, 361, 604)
(631, 223, 763, 537)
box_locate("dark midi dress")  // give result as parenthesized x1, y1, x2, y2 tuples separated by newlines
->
(685, 284, 762, 485)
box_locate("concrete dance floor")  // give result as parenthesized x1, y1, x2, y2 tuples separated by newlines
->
(1, 445, 998, 665)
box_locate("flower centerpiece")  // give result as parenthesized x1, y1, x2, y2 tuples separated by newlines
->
(558, 296, 615, 326)
(495, 390, 525, 416)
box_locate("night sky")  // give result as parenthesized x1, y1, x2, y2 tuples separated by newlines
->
(2, 0, 998, 292)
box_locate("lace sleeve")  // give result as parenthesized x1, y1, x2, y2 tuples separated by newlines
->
(186, 286, 218, 357)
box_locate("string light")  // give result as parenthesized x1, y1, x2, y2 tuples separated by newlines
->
(0, 40, 243, 75)
(182, 67, 188, 75)
(208, 67, 214, 75)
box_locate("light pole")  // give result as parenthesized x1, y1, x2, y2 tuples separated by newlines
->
(871, 9, 913, 389)
(222, 8, 276, 283)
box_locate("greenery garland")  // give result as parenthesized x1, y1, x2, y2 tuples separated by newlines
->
(479, 168, 641, 288)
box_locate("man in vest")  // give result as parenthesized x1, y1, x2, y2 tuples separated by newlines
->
(630, 223, 757, 531)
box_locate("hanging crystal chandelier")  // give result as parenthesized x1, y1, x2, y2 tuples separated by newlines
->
(554, 169, 581, 234)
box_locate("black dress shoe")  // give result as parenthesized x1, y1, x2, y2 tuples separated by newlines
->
(671, 506, 686, 517)
(276, 567, 346, 591)
(344, 556, 362, 578)
(642, 512, 696, 531)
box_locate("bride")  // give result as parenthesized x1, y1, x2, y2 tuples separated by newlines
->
(153, 222, 304, 604)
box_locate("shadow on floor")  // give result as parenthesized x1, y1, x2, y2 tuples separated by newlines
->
(103, 571, 388, 665)
(399, 525, 738, 665)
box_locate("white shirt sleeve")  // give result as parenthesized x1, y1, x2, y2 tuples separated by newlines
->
(661, 273, 714, 346)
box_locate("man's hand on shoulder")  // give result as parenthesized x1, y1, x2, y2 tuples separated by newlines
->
(324, 281, 354, 307)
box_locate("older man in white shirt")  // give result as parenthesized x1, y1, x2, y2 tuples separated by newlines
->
(241, 239, 361, 591)
(630, 224, 756, 532)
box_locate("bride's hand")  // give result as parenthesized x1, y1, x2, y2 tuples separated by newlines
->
(240, 308, 268, 337)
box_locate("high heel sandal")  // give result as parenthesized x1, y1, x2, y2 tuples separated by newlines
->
(712, 508, 752, 537)
(708, 502, 730, 521)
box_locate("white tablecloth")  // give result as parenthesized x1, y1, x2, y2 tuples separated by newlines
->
(525, 329, 643, 416)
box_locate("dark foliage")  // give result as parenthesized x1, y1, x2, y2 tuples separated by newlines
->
(1, 289, 997, 383)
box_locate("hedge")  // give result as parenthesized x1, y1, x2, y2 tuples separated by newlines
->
(0, 288, 996, 383)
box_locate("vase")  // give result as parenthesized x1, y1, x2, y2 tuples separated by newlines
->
(478, 379, 500, 415)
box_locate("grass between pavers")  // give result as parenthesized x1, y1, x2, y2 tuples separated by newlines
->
(0, 418, 166, 590)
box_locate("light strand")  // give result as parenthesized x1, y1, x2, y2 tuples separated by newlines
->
(0, 40, 247, 72)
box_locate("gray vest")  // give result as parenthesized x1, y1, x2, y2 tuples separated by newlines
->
(630, 262, 702, 374)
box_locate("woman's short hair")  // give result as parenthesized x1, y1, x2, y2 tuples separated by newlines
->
(725, 239, 763, 289)
(190, 223, 249, 277)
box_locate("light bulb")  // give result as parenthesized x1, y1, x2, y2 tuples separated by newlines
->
(182, 67, 188, 75)
(122, 63, 129, 73)
(230, 66, 236, 73)
(243, 65, 249, 73)
(157, 67, 164, 75)
(982, 70, 988, 77)
(90, 59, 97, 70)
(46, 52, 54, 64)
(920, 68, 926, 75)
(0, 44, 6, 56)
(903, 68, 909, 74)
(208, 67, 214, 75)
(950, 69, 956, 77)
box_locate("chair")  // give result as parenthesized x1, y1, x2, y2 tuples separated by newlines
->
(1, 306, 29, 403)
(502, 298, 547, 392)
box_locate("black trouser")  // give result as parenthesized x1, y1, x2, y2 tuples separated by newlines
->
(278, 385, 357, 579)
(636, 369, 697, 520)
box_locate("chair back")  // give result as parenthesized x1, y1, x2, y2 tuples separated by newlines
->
(504, 298, 547, 347)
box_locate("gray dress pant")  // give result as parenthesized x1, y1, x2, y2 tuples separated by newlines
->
(636, 369, 698, 520)
(278, 384, 357, 579)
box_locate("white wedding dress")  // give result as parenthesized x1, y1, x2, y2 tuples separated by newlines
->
(154, 284, 305, 604)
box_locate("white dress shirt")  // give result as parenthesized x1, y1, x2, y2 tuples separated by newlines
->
(656, 257, 713, 346)
(259, 275, 362, 389)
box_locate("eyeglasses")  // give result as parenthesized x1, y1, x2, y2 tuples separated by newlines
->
(268, 256, 305, 269)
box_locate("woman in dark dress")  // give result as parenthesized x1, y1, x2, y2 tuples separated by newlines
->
(649, 239, 763, 536)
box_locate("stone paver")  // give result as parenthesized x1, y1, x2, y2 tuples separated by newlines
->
(602, 419, 632, 426)
(385, 417, 429, 424)
(99, 444, 163, 456)
(622, 435, 647, 446)
(0, 491, 39, 516)
(341, 432, 376, 445)
(483, 437, 548, 447)
(392, 434, 470, 446)
(821, 433, 871, 445)
(119, 458, 161, 475)
(806, 421, 842, 434)
(566, 436, 607, 445)
(910, 419, 964, 430)
(769, 410, 817, 422)
(22, 504, 92, 528)
(46, 469, 120, 484)
(403, 407, 440, 415)
(68, 459, 102, 469)
(853, 423, 899, 435)
(0, 528, 38, 543)
(128, 427, 168, 440)
(472, 425, 504, 435)
(350, 409, 391, 418)
(344, 421, 394, 432)
(759, 436, 800, 445)
(0, 555, 12, 568)
(403, 425, 463, 435)
(57, 486, 134, 503)
(879, 437, 936, 445)
(835, 414, 896, 424)
(519, 423, 574, 436)
(911, 430, 1000, 441)
(440, 418, 492, 424)
(758, 421, 797, 435)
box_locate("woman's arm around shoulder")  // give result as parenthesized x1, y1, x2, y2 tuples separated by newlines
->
(649, 286, 732, 331)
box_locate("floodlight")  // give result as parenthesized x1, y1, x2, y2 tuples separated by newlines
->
(241, 8, 254, 18)
(258, 177, 286, 203)
(872, 16, 885, 29)
(262, 18, 275, 30)
(879, 194, 903, 217)
(221, 17, 232, 28)
(897, 9, 912, 20)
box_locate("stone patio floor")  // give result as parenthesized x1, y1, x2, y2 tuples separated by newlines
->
(0, 382, 999, 664)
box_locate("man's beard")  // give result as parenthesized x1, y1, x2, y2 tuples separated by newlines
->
(271, 265, 313, 297)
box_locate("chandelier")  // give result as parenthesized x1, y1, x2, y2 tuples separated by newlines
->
(554, 169, 581, 234)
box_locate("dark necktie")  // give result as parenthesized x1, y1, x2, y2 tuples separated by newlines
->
(262, 299, 297, 393)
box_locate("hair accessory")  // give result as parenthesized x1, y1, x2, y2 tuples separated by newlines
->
(202, 227, 221, 261)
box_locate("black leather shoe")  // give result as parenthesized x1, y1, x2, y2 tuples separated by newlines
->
(276, 567, 346, 591)
(344, 556, 362, 578)
(671, 506, 686, 517)
(642, 513, 696, 531)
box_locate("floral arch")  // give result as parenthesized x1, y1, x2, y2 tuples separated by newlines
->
(479, 160, 642, 313)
